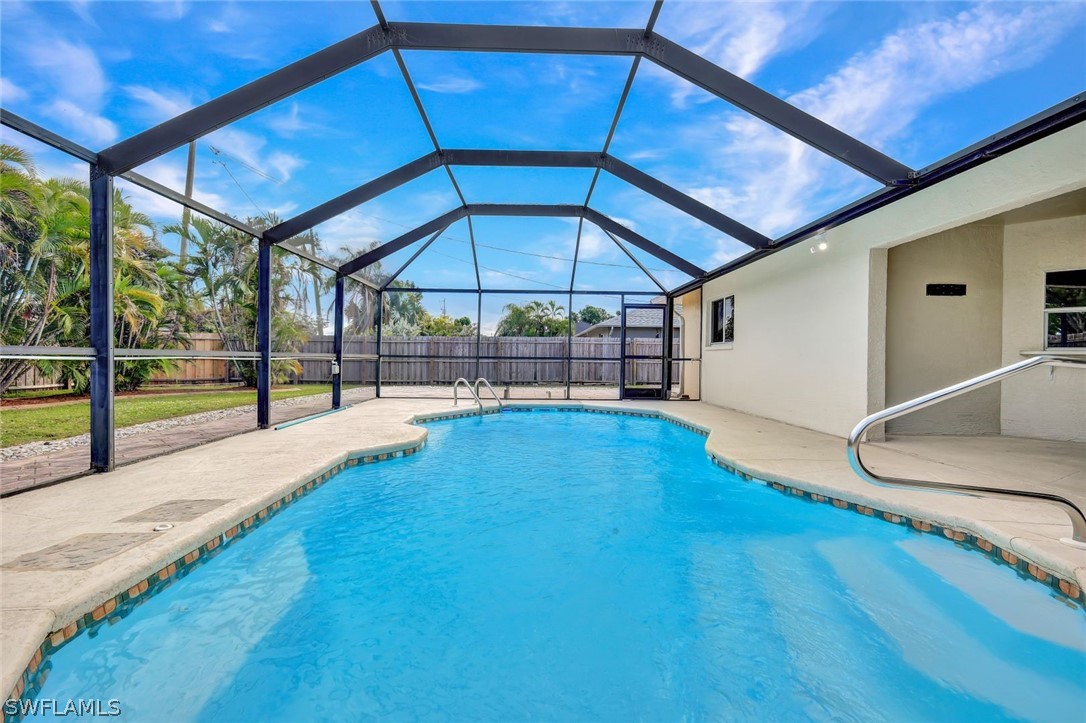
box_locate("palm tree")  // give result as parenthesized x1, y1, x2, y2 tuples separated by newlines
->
(0, 173, 89, 391)
(165, 215, 310, 385)
(0, 144, 37, 244)
(495, 300, 567, 336)
(1, 147, 188, 393)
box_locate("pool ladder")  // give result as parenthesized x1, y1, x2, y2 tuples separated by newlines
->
(453, 377, 504, 416)
(847, 355, 1086, 548)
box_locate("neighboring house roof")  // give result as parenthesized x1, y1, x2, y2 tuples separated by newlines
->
(574, 305, 682, 337)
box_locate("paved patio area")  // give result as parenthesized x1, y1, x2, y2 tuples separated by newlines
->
(874, 434, 1085, 513)
(2, 397, 1083, 698)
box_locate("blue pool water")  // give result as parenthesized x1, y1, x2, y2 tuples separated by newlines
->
(35, 412, 1086, 721)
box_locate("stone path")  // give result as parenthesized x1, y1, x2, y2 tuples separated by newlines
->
(0, 388, 376, 496)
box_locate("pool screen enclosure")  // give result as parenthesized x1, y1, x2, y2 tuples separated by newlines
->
(1, 0, 1083, 475)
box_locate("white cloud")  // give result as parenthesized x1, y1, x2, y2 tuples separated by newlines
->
(264, 102, 322, 137)
(22, 38, 117, 144)
(204, 126, 306, 184)
(25, 38, 108, 108)
(266, 151, 305, 183)
(68, 0, 99, 27)
(576, 223, 613, 262)
(623, 148, 665, 162)
(658, 1, 824, 105)
(124, 85, 194, 124)
(0, 77, 28, 105)
(145, 0, 190, 21)
(679, 2, 1080, 253)
(314, 208, 386, 252)
(265, 200, 299, 218)
(121, 155, 234, 221)
(417, 76, 484, 94)
(44, 99, 118, 145)
(204, 1, 251, 33)
(794, 3, 1074, 145)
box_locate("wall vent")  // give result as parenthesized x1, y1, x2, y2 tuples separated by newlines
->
(926, 284, 966, 296)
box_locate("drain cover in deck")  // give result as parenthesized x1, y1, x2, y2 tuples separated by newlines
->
(1, 533, 157, 571)
(117, 499, 231, 523)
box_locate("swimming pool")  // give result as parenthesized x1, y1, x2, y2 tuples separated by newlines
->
(30, 411, 1086, 721)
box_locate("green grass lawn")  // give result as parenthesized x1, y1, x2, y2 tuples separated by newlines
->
(1, 387, 78, 401)
(0, 385, 333, 447)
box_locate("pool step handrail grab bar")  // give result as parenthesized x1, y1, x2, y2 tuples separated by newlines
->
(453, 377, 484, 415)
(847, 354, 1086, 549)
(474, 377, 504, 410)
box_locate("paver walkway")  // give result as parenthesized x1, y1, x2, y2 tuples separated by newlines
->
(0, 388, 376, 495)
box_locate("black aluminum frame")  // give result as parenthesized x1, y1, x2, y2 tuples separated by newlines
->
(618, 301, 669, 401)
(0, 0, 1079, 478)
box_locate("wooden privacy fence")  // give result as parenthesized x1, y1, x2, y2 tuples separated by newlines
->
(312, 336, 680, 386)
(5, 364, 65, 391)
(160, 333, 232, 383)
(10, 335, 678, 389)
(7, 333, 231, 389)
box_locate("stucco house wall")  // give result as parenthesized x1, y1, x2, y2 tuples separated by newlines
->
(1001, 213, 1086, 442)
(884, 224, 1005, 435)
(697, 123, 1086, 438)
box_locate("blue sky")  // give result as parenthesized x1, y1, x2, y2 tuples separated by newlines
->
(2, 0, 1084, 330)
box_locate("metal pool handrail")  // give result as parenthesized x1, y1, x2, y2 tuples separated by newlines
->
(847, 355, 1086, 548)
(474, 377, 504, 410)
(453, 377, 484, 415)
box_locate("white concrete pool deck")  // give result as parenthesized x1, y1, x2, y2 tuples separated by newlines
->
(2, 397, 1084, 696)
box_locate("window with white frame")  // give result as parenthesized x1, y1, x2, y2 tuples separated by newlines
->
(1045, 269, 1086, 349)
(709, 296, 734, 345)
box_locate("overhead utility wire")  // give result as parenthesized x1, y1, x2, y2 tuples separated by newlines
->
(209, 144, 286, 185)
(210, 153, 266, 217)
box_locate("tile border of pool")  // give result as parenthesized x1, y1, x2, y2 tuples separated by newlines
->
(5, 401, 1082, 713)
